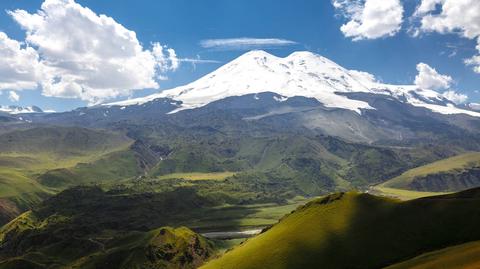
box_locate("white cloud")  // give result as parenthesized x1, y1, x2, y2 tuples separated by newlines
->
(8, 91, 20, 102)
(413, 62, 467, 104)
(179, 58, 221, 64)
(8, 0, 178, 104)
(0, 32, 43, 91)
(179, 57, 222, 71)
(200, 38, 297, 50)
(414, 62, 452, 90)
(465, 40, 480, 73)
(348, 70, 377, 82)
(332, 0, 404, 40)
(413, 0, 480, 73)
(442, 90, 468, 104)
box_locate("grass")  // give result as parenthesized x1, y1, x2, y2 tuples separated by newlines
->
(202, 189, 480, 269)
(0, 127, 136, 225)
(212, 239, 246, 255)
(0, 147, 136, 221)
(386, 241, 480, 269)
(0, 187, 217, 269)
(380, 152, 480, 191)
(0, 225, 214, 269)
(70, 227, 214, 269)
(0, 169, 51, 198)
(0, 168, 52, 225)
(158, 172, 236, 181)
(371, 186, 447, 200)
(185, 197, 310, 231)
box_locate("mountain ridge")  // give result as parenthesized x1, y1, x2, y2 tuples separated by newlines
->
(106, 50, 480, 117)
(0, 105, 45, 115)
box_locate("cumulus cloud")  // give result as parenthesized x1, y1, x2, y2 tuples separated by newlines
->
(8, 0, 178, 104)
(200, 38, 297, 50)
(8, 91, 20, 102)
(412, 0, 480, 73)
(414, 62, 452, 90)
(442, 90, 468, 104)
(465, 40, 480, 73)
(0, 32, 43, 91)
(413, 62, 467, 104)
(332, 0, 404, 40)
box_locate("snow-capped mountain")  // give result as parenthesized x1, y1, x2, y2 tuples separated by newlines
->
(107, 50, 480, 117)
(469, 103, 480, 111)
(0, 105, 45, 114)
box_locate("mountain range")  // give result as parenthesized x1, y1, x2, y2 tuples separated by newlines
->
(2, 50, 480, 268)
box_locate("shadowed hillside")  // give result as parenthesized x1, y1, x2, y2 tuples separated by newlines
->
(202, 188, 480, 269)
(0, 186, 216, 268)
(385, 240, 480, 269)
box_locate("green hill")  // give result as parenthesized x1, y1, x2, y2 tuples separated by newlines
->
(379, 152, 480, 192)
(148, 132, 455, 196)
(385, 240, 480, 269)
(0, 225, 213, 269)
(0, 186, 216, 268)
(0, 126, 129, 156)
(202, 188, 480, 269)
(0, 126, 134, 225)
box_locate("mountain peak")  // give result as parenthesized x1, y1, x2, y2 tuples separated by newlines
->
(106, 50, 480, 117)
(240, 49, 276, 58)
(0, 105, 44, 114)
(287, 50, 319, 58)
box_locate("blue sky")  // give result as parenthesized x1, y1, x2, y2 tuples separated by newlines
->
(0, 0, 479, 111)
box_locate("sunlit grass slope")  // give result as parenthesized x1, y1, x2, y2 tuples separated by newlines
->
(0, 126, 133, 224)
(380, 152, 480, 192)
(202, 188, 480, 269)
(385, 240, 480, 269)
(372, 186, 447, 200)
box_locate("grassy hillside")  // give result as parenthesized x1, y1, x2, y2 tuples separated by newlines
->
(371, 186, 446, 200)
(37, 149, 141, 189)
(0, 186, 217, 268)
(143, 129, 455, 196)
(158, 172, 236, 181)
(202, 188, 480, 269)
(385, 241, 480, 269)
(0, 224, 214, 269)
(379, 152, 480, 192)
(0, 126, 135, 225)
(0, 168, 53, 226)
(0, 126, 129, 155)
(0, 184, 313, 268)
